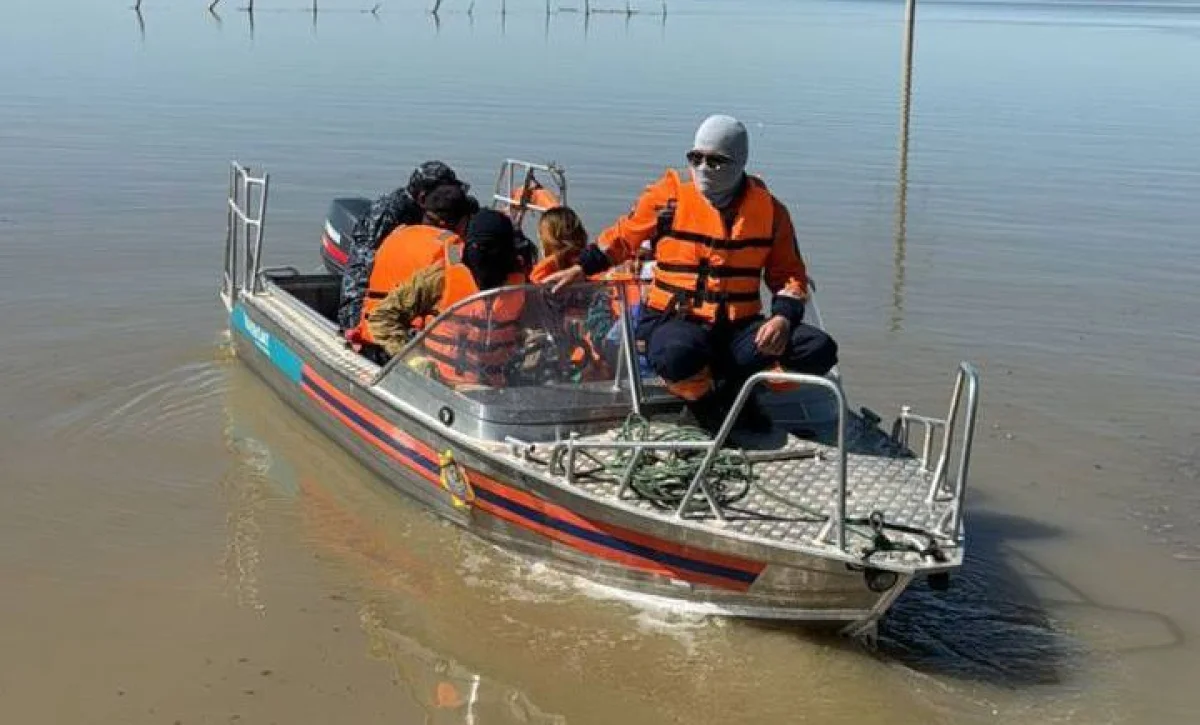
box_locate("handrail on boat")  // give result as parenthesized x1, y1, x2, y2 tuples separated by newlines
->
(552, 370, 849, 547)
(221, 160, 270, 310)
(675, 371, 849, 534)
(892, 361, 980, 541)
(491, 159, 568, 233)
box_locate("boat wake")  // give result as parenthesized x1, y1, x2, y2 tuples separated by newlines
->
(38, 355, 228, 443)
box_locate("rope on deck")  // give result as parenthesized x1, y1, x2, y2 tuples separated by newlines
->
(602, 414, 753, 511)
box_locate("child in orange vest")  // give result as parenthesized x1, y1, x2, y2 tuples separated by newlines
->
(529, 207, 588, 283)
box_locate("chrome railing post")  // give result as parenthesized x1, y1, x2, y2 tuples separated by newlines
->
(221, 162, 239, 309)
(617, 284, 644, 417)
(250, 172, 270, 294)
(674, 372, 848, 550)
(948, 362, 980, 539)
(929, 364, 966, 493)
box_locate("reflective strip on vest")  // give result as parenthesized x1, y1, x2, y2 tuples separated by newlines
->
(423, 269, 526, 387)
(646, 173, 775, 323)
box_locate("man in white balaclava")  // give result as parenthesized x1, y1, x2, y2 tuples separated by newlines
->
(543, 114, 838, 437)
(689, 114, 750, 209)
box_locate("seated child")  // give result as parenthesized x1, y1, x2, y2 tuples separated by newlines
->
(529, 206, 588, 283)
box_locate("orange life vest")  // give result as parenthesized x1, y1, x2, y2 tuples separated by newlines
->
(422, 243, 527, 387)
(529, 254, 569, 284)
(357, 225, 460, 343)
(645, 170, 774, 323)
(504, 184, 559, 213)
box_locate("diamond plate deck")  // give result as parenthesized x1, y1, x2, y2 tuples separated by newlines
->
(532, 415, 957, 565)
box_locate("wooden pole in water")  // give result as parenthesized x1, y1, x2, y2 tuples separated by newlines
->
(891, 0, 917, 332)
(208, 0, 222, 11)
(902, 0, 917, 77)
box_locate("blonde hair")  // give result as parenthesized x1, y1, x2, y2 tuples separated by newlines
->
(538, 206, 588, 260)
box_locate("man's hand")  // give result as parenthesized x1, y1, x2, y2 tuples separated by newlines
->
(540, 264, 586, 293)
(754, 315, 791, 357)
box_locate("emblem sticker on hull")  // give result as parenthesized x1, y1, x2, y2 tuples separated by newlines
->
(438, 450, 475, 510)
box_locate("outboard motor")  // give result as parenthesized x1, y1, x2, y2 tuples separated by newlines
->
(320, 197, 372, 275)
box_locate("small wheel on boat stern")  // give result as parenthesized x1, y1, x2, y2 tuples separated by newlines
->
(438, 406, 455, 427)
(864, 567, 899, 593)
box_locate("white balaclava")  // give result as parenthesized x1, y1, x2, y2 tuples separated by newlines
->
(690, 114, 749, 209)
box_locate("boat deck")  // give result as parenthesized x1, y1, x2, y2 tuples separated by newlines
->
(530, 416, 958, 567)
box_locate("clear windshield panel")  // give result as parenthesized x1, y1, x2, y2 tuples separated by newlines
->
(390, 280, 661, 414)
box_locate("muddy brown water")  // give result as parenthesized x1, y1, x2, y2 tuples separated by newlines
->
(1, 0, 1199, 723)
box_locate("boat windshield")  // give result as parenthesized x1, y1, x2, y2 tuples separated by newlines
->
(382, 279, 661, 414)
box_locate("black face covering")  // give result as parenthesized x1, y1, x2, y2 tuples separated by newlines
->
(463, 210, 517, 290)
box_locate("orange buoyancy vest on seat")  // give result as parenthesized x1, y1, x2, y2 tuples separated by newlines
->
(422, 243, 527, 387)
(645, 170, 775, 323)
(357, 225, 461, 343)
(504, 185, 560, 213)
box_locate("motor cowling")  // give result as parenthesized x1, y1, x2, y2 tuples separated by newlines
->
(320, 197, 372, 275)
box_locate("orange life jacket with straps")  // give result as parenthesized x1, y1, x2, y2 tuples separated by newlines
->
(357, 225, 460, 343)
(421, 241, 527, 387)
(645, 170, 774, 323)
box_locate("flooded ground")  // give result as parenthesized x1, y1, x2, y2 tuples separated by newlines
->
(1, 0, 1198, 722)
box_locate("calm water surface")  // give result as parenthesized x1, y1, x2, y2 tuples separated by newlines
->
(1, 0, 1199, 723)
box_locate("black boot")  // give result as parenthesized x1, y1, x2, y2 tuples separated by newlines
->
(678, 392, 727, 436)
(733, 392, 774, 434)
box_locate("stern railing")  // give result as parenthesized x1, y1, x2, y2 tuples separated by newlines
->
(890, 362, 980, 539)
(491, 159, 567, 233)
(221, 161, 270, 310)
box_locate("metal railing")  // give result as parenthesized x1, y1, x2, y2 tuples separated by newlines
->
(221, 161, 270, 309)
(491, 159, 567, 227)
(890, 362, 980, 539)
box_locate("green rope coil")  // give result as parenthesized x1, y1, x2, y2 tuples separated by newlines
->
(605, 414, 753, 512)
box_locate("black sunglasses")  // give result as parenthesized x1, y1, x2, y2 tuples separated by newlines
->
(686, 150, 732, 170)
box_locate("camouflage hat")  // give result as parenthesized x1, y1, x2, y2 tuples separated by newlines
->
(407, 161, 465, 199)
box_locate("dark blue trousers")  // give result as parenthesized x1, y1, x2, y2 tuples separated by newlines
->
(635, 308, 838, 397)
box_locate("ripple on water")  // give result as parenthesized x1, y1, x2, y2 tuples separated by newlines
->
(37, 356, 229, 444)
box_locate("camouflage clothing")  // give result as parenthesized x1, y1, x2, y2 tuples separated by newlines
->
(336, 188, 423, 332)
(367, 264, 447, 358)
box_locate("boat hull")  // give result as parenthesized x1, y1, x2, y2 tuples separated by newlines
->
(228, 296, 909, 632)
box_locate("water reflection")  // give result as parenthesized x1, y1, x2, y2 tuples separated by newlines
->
(220, 364, 569, 722)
